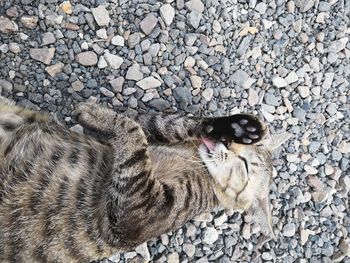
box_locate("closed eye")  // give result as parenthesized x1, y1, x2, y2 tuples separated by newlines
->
(238, 156, 249, 172)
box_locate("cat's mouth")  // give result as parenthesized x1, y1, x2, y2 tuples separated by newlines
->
(201, 137, 218, 153)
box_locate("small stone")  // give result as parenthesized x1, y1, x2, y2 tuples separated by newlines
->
(96, 28, 107, 39)
(300, 0, 315, 12)
(300, 229, 314, 245)
(255, 2, 267, 14)
(128, 33, 141, 48)
(160, 4, 175, 26)
(312, 190, 329, 203)
(190, 75, 202, 88)
(0, 79, 13, 93)
(248, 89, 259, 106)
(104, 52, 123, 69)
(298, 33, 309, 43)
(203, 227, 219, 244)
(262, 19, 274, 29)
(184, 57, 195, 67)
(20, 16, 38, 29)
(168, 252, 180, 263)
(72, 80, 84, 92)
(6, 6, 19, 17)
(59, 1, 72, 14)
(325, 103, 337, 115)
(282, 223, 296, 237)
(140, 14, 158, 35)
(91, 5, 110, 27)
(136, 77, 162, 90)
(322, 73, 334, 89)
(338, 142, 350, 154)
(135, 243, 150, 261)
(220, 88, 231, 99)
(75, 51, 98, 66)
(272, 76, 288, 88)
(304, 165, 318, 175)
(70, 124, 84, 134)
(318, 1, 331, 11)
(187, 11, 202, 29)
(202, 88, 213, 101)
(97, 56, 108, 69)
(186, 0, 205, 13)
(109, 77, 124, 93)
(100, 87, 114, 98)
(126, 64, 143, 81)
(111, 35, 124, 46)
(0, 16, 18, 33)
(297, 86, 310, 98)
(183, 243, 196, 257)
(30, 48, 55, 65)
(285, 71, 298, 84)
(45, 62, 64, 77)
(231, 69, 249, 87)
(41, 32, 56, 46)
(185, 33, 197, 46)
(214, 213, 228, 226)
(9, 43, 20, 53)
(273, 29, 283, 40)
(212, 20, 221, 33)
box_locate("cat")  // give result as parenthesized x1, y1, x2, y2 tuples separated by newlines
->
(0, 97, 290, 263)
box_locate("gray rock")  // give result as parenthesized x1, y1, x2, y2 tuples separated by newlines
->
(20, 16, 38, 29)
(183, 243, 196, 257)
(109, 77, 124, 93)
(0, 79, 13, 94)
(71, 80, 84, 92)
(173, 86, 192, 109)
(91, 5, 110, 26)
(185, 0, 205, 13)
(282, 223, 296, 237)
(318, 1, 331, 11)
(140, 14, 158, 35)
(104, 52, 123, 69)
(136, 77, 162, 90)
(185, 33, 197, 46)
(160, 4, 175, 26)
(203, 227, 219, 244)
(255, 2, 267, 14)
(126, 64, 143, 81)
(30, 48, 55, 65)
(149, 98, 170, 111)
(300, 0, 315, 12)
(272, 77, 288, 88)
(128, 33, 141, 48)
(41, 32, 56, 46)
(45, 62, 64, 77)
(111, 35, 124, 46)
(187, 11, 202, 29)
(231, 69, 249, 87)
(75, 51, 98, 66)
(100, 87, 114, 98)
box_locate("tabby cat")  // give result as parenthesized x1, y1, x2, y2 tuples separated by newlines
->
(0, 97, 290, 262)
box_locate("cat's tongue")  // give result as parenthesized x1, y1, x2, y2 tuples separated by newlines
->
(201, 137, 216, 151)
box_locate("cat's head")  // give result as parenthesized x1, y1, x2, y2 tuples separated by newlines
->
(199, 132, 291, 238)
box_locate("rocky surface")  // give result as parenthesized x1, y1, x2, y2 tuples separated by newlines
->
(0, 0, 349, 262)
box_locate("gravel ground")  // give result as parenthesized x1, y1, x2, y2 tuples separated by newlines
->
(1, 0, 350, 262)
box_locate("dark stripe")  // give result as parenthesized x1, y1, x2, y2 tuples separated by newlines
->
(64, 235, 89, 262)
(139, 178, 155, 198)
(115, 170, 149, 195)
(57, 176, 69, 209)
(2, 122, 17, 131)
(127, 126, 139, 133)
(34, 244, 48, 262)
(30, 147, 63, 213)
(44, 207, 57, 242)
(8, 207, 24, 262)
(149, 115, 169, 143)
(68, 147, 80, 165)
(119, 148, 147, 168)
(183, 179, 193, 210)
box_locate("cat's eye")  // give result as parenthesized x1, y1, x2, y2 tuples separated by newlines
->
(238, 156, 249, 172)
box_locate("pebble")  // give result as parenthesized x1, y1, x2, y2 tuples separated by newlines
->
(248, 89, 259, 106)
(100, 87, 114, 98)
(160, 4, 175, 26)
(187, 11, 202, 29)
(136, 76, 162, 90)
(190, 76, 202, 88)
(285, 71, 299, 84)
(45, 62, 64, 77)
(111, 35, 124, 46)
(135, 243, 150, 261)
(104, 52, 123, 69)
(140, 14, 158, 35)
(168, 252, 180, 263)
(202, 88, 214, 101)
(91, 6, 110, 27)
(186, 0, 205, 13)
(231, 69, 249, 87)
(30, 48, 55, 65)
(255, 2, 267, 14)
(96, 29, 107, 39)
(20, 16, 38, 29)
(41, 32, 56, 46)
(109, 77, 124, 93)
(126, 64, 143, 81)
(183, 243, 196, 257)
(282, 223, 296, 237)
(71, 80, 84, 92)
(297, 86, 310, 98)
(97, 56, 108, 69)
(75, 51, 98, 66)
(300, 0, 315, 12)
(272, 76, 288, 88)
(203, 227, 219, 244)
(59, 1, 72, 14)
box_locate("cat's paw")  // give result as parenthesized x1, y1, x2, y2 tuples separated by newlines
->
(202, 114, 267, 145)
(75, 103, 115, 132)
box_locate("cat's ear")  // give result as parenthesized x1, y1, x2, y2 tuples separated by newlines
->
(261, 132, 292, 151)
(248, 194, 276, 239)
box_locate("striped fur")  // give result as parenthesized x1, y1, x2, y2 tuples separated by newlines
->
(0, 100, 280, 262)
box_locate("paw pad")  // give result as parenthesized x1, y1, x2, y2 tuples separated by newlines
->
(203, 114, 266, 145)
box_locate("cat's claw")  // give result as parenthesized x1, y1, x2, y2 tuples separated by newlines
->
(203, 114, 267, 145)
